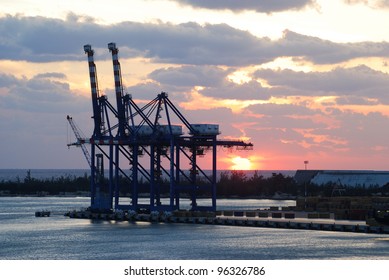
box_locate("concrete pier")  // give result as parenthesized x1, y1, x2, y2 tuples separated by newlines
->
(65, 208, 389, 234)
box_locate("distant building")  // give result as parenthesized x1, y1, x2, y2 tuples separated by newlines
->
(294, 170, 389, 188)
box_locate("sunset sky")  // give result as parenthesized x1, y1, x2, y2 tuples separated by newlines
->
(2, 0, 389, 170)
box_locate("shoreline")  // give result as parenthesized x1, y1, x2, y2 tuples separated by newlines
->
(0, 192, 297, 200)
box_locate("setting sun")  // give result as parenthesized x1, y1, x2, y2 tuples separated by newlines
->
(231, 156, 252, 170)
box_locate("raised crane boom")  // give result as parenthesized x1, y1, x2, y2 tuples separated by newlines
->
(67, 115, 92, 168)
(84, 44, 103, 137)
(108, 42, 127, 137)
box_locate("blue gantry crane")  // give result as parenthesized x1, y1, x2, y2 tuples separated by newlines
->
(73, 42, 253, 213)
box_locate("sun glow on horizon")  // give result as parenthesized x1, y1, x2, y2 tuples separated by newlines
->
(230, 156, 252, 170)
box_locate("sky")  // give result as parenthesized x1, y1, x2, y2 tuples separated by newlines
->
(1, 0, 389, 171)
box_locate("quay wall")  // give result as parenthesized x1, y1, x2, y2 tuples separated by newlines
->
(65, 209, 389, 235)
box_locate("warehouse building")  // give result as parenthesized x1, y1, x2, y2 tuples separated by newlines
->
(294, 170, 389, 188)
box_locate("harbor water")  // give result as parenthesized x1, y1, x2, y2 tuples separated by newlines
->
(1, 196, 389, 260)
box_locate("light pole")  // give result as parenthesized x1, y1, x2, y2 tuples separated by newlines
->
(304, 160, 309, 210)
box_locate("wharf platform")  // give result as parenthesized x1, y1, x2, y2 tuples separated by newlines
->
(65, 209, 389, 235)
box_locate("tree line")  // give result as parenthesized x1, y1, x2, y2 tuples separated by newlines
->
(217, 170, 298, 197)
(1, 169, 388, 197)
(0, 170, 90, 195)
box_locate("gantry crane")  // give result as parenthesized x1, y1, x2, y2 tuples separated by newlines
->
(66, 115, 92, 168)
(83, 44, 104, 137)
(71, 42, 253, 213)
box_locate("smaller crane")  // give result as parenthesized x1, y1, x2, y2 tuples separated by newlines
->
(67, 115, 92, 168)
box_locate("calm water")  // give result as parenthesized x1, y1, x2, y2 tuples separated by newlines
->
(0, 197, 389, 260)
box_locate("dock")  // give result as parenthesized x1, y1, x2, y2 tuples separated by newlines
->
(35, 210, 50, 217)
(64, 209, 389, 235)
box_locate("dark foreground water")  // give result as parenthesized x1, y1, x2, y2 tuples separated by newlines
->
(0, 197, 389, 260)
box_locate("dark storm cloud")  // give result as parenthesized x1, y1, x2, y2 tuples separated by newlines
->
(2, 15, 389, 66)
(171, 0, 316, 13)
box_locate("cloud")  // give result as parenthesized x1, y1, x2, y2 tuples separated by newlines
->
(131, 63, 389, 105)
(344, 0, 389, 8)
(0, 15, 273, 65)
(0, 15, 78, 61)
(277, 30, 389, 64)
(0, 73, 19, 88)
(380, 0, 389, 6)
(126, 81, 168, 101)
(126, 80, 197, 102)
(334, 111, 389, 154)
(147, 65, 274, 100)
(109, 21, 276, 66)
(186, 106, 234, 123)
(254, 65, 389, 103)
(241, 101, 389, 169)
(33, 72, 67, 79)
(142, 64, 273, 100)
(2, 15, 389, 67)
(171, 0, 317, 13)
(335, 96, 379, 105)
(246, 103, 318, 118)
(148, 65, 232, 87)
(200, 80, 272, 100)
(243, 103, 329, 144)
(344, 0, 369, 5)
(3, 12, 389, 170)
(0, 72, 89, 113)
(0, 72, 93, 168)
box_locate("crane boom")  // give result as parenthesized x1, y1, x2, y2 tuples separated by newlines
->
(84, 44, 103, 137)
(108, 42, 127, 137)
(67, 115, 92, 168)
